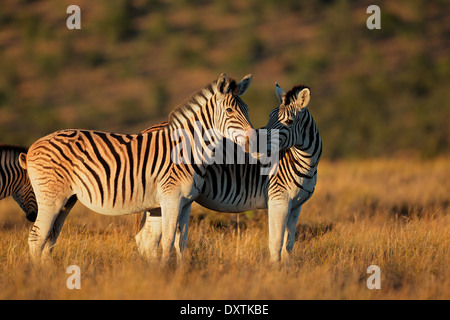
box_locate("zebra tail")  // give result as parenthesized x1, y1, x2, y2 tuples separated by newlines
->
(18, 153, 27, 170)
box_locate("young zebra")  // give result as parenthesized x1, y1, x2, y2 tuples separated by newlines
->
(0, 145, 37, 222)
(137, 83, 322, 262)
(19, 74, 255, 263)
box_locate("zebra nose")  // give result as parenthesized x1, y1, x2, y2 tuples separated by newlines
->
(26, 212, 37, 222)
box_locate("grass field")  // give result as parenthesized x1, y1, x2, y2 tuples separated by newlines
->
(0, 158, 448, 299)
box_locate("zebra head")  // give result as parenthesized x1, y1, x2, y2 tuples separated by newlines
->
(264, 83, 312, 151)
(213, 73, 256, 154)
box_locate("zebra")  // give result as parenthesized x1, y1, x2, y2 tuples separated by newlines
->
(0, 144, 37, 222)
(136, 82, 322, 262)
(19, 73, 256, 263)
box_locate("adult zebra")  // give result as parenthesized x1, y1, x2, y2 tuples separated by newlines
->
(0, 144, 37, 222)
(19, 74, 256, 263)
(137, 83, 322, 262)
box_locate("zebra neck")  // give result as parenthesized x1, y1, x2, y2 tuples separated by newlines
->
(0, 150, 23, 198)
(168, 106, 201, 130)
(291, 135, 322, 169)
(167, 85, 216, 131)
(292, 122, 321, 167)
(167, 101, 223, 167)
(291, 110, 321, 167)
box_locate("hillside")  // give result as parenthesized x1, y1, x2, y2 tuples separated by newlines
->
(0, 0, 449, 158)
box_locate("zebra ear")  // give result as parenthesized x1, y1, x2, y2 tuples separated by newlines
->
(216, 73, 229, 94)
(234, 74, 252, 96)
(275, 82, 286, 104)
(295, 88, 310, 110)
(19, 153, 27, 170)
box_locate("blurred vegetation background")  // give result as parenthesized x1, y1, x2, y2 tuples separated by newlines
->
(0, 0, 448, 159)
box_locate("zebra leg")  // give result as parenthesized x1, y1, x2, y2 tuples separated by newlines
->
(135, 209, 162, 261)
(43, 195, 77, 258)
(135, 212, 148, 257)
(28, 201, 66, 263)
(282, 205, 302, 263)
(267, 199, 290, 263)
(160, 199, 183, 264)
(174, 202, 191, 265)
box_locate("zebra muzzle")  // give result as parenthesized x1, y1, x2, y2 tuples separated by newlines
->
(233, 129, 262, 160)
(244, 129, 263, 160)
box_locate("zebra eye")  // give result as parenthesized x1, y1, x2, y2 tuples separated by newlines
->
(226, 108, 233, 113)
(285, 119, 294, 126)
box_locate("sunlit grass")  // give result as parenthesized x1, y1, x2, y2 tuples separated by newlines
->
(0, 158, 448, 299)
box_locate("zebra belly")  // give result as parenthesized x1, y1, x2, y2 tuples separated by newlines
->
(76, 197, 159, 216)
(196, 194, 267, 213)
(73, 185, 160, 216)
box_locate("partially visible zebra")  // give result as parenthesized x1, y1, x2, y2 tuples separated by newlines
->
(19, 74, 256, 263)
(0, 144, 37, 222)
(136, 83, 322, 262)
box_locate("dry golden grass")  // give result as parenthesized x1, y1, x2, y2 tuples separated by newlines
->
(0, 158, 449, 299)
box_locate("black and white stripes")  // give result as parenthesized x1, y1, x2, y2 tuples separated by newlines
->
(0, 145, 37, 222)
(200, 83, 322, 261)
(22, 74, 255, 262)
(10, 76, 321, 264)
(137, 82, 322, 262)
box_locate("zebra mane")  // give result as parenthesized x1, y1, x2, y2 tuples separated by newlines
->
(167, 77, 237, 124)
(283, 84, 310, 105)
(0, 144, 28, 154)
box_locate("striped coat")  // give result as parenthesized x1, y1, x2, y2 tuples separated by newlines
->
(0, 144, 37, 222)
(137, 83, 322, 262)
(21, 74, 255, 263)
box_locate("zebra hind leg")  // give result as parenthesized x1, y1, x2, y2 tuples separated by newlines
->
(28, 200, 68, 263)
(42, 195, 77, 259)
(135, 209, 162, 261)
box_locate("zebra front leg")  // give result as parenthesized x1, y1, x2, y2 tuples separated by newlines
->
(174, 202, 192, 265)
(135, 209, 162, 261)
(281, 205, 302, 263)
(267, 199, 290, 263)
(160, 199, 183, 265)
